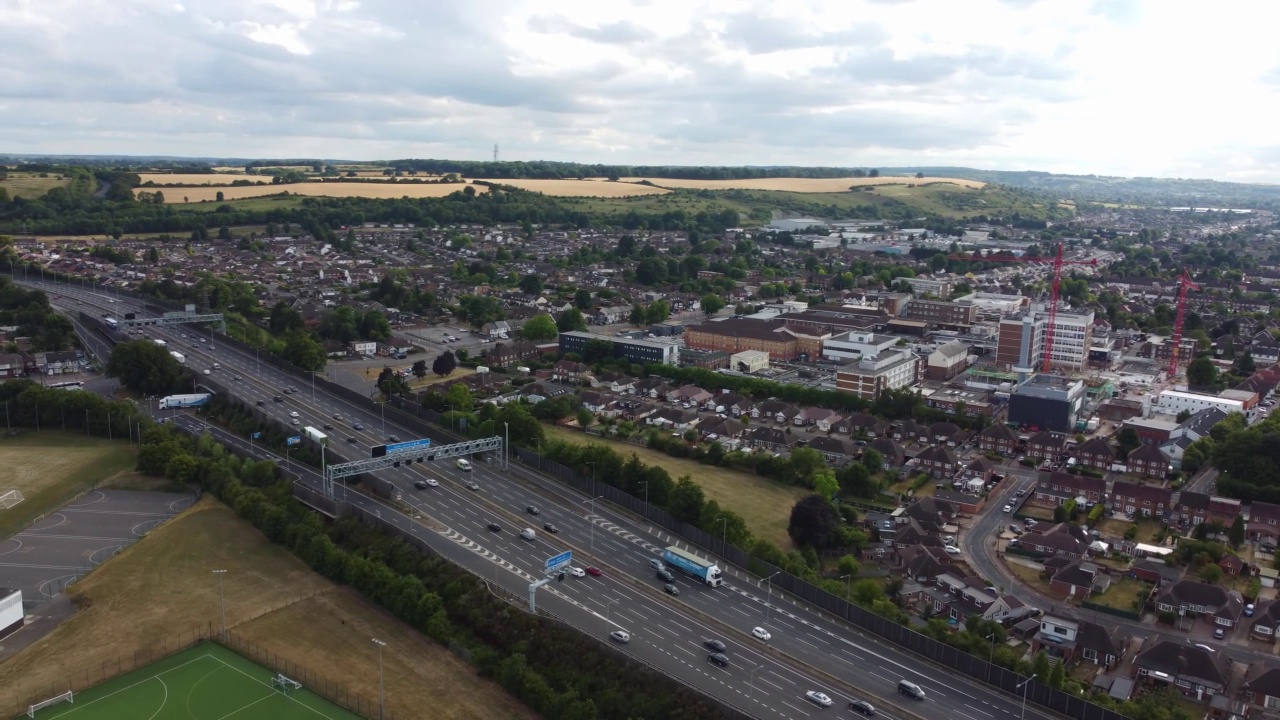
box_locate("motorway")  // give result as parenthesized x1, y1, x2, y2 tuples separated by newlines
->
(34, 277, 1064, 720)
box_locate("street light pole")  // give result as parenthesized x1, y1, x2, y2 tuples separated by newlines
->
(840, 573, 852, 599)
(581, 495, 603, 550)
(765, 571, 781, 624)
(372, 637, 387, 720)
(716, 516, 728, 555)
(986, 633, 997, 683)
(212, 569, 227, 639)
(1017, 676, 1032, 720)
(503, 421, 509, 469)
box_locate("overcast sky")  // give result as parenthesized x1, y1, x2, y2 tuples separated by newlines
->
(3, 0, 1279, 182)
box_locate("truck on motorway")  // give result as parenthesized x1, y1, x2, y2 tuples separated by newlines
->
(303, 426, 328, 444)
(153, 339, 167, 348)
(158, 393, 211, 409)
(104, 317, 118, 329)
(662, 546, 723, 587)
(170, 351, 185, 365)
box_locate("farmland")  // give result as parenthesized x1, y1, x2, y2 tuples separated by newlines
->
(137, 172, 255, 185)
(150, 182, 487, 203)
(540, 423, 806, 550)
(0, 497, 536, 720)
(621, 175, 986, 191)
(0, 172, 73, 199)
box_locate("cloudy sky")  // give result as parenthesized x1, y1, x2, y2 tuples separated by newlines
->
(3, 0, 1280, 182)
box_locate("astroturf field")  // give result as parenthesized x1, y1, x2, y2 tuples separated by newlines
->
(32, 642, 362, 719)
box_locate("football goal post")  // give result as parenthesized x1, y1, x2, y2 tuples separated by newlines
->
(0, 489, 24, 510)
(273, 674, 302, 694)
(28, 690, 73, 717)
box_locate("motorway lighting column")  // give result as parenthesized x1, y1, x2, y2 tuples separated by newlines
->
(212, 570, 227, 639)
(765, 571, 781, 623)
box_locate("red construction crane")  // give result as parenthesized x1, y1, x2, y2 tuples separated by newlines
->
(947, 244, 1098, 373)
(1168, 270, 1201, 378)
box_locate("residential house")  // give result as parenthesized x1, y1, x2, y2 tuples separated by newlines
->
(978, 424, 1019, 455)
(1249, 501, 1280, 544)
(1034, 615, 1127, 669)
(753, 399, 800, 425)
(0, 353, 25, 379)
(577, 390, 619, 418)
(646, 407, 699, 431)
(903, 496, 957, 526)
(670, 385, 714, 407)
(1111, 481, 1173, 519)
(926, 421, 963, 446)
(1249, 600, 1280, 643)
(1127, 444, 1171, 479)
(1154, 580, 1244, 630)
(898, 544, 953, 584)
(890, 419, 926, 442)
(1025, 430, 1067, 462)
(1175, 492, 1243, 527)
(799, 406, 843, 432)
(916, 445, 959, 479)
(480, 320, 513, 339)
(1132, 640, 1231, 698)
(1129, 558, 1182, 586)
(1069, 437, 1116, 472)
(983, 594, 1036, 626)
(966, 456, 998, 482)
(1047, 558, 1111, 599)
(845, 412, 888, 438)
(480, 340, 541, 367)
(747, 426, 795, 453)
(869, 437, 905, 469)
(697, 415, 747, 441)
(553, 360, 590, 384)
(808, 436, 855, 463)
(1242, 663, 1280, 712)
(1033, 471, 1106, 508)
(1020, 522, 1090, 558)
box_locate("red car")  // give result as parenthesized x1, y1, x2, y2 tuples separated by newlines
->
(585, 566, 602, 577)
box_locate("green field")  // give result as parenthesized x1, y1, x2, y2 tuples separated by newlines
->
(0, 172, 73, 199)
(181, 194, 306, 213)
(0, 432, 137, 538)
(32, 642, 361, 720)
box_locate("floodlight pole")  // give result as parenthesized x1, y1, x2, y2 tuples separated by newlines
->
(372, 637, 387, 720)
(212, 569, 227, 639)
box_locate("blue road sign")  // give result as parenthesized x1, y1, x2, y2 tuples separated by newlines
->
(546, 550, 572, 572)
(287, 436, 301, 446)
(251, 432, 261, 439)
(386, 437, 432, 454)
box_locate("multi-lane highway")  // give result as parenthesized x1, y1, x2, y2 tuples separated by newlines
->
(32, 277, 1066, 720)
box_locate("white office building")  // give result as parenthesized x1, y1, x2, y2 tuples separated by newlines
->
(822, 330, 901, 363)
(1153, 390, 1244, 419)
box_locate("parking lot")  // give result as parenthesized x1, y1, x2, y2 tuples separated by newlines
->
(0, 489, 194, 606)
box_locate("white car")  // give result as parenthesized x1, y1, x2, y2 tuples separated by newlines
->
(944, 545, 962, 555)
(289, 411, 299, 418)
(567, 567, 586, 578)
(610, 630, 630, 643)
(1002, 504, 1013, 513)
(423, 477, 439, 488)
(805, 691, 833, 708)
(751, 626, 771, 641)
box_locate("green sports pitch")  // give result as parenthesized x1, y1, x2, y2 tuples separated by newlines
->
(30, 642, 363, 719)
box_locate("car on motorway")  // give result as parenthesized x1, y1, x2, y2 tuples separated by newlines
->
(347, 437, 357, 443)
(706, 652, 729, 667)
(353, 422, 364, 431)
(663, 583, 680, 596)
(649, 558, 665, 572)
(487, 522, 502, 532)
(656, 568, 674, 582)
(203, 369, 211, 375)
(288, 386, 299, 393)
(291, 419, 300, 425)
(848, 699, 877, 716)
(898, 680, 926, 700)
(255, 400, 264, 406)
(1015, 488, 1026, 497)
(1002, 504, 1013, 512)
(542, 522, 558, 533)
(751, 627, 771, 641)
(465, 480, 480, 491)
(609, 630, 630, 643)
(199, 338, 207, 344)
(567, 567, 585, 578)
(414, 480, 429, 490)
(332, 414, 343, 420)
(585, 566, 602, 577)
(703, 638, 727, 653)
(944, 545, 962, 555)
(273, 396, 283, 402)
(323, 424, 334, 430)
(804, 691, 833, 708)
(388, 435, 401, 443)
(289, 411, 300, 418)
(525, 505, 540, 515)
(456, 458, 472, 471)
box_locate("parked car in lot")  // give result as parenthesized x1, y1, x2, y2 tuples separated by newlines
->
(944, 545, 962, 555)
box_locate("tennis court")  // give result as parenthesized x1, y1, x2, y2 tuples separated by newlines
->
(31, 641, 363, 719)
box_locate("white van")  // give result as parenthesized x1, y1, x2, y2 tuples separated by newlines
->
(519, 528, 536, 541)
(456, 459, 472, 472)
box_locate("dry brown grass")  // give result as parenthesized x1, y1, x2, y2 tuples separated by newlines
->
(137, 172, 255, 185)
(0, 172, 73, 199)
(0, 498, 534, 720)
(618, 176, 986, 192)
(151, 182, 488, 203)
(0, 432, 137, 537)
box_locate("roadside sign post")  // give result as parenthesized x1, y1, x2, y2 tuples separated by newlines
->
(545, 550, 572, 573)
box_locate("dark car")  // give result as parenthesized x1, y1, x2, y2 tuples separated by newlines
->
(707, 652, 729, 667)
(487, 522, 502, 532)
(388, 435, 401, 443)
(273, 395, 283, 402)
(526, 506, 540, 515)
(585, 566, 602, 577)
(663, 583, 680, 596)
(323, 424, 334, 430)
(347, 437, 357, 443)
(543, 523, 559, 534)
(848, 700, 877, 716)
(414, 480, 428, 490)
(353, 422, 364, 431)
(657, 569, 674, 583)
(704, 639, 727, 653)
(255, 400, 265, 406)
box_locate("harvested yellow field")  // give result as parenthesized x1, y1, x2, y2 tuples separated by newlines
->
(138, 173, 255, 185)
(151, 182, 488, 203)
(492, 178, 669, 197)
(617, 176, 985, 192)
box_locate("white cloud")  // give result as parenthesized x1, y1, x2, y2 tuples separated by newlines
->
(1, 0, 1278, 182)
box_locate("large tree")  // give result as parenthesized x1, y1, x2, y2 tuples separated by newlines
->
(281, 330, 326, 371)
(432, 350, 457, 377)
(1186, 357, 1219, 389)
(788, 494, 841, 549)
(520, 313, 559, 342)
(700, 294, 726, 316)
(106, 340, 185, 396)
(556, 308, 588, 333)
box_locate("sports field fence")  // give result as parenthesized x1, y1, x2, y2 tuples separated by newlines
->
(7, 623, 394, 719)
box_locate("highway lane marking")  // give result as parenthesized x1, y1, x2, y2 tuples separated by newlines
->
(790, 635, 820, 650)
(963, 703, 994, 717)
(780, 699, 811, 716)
(757, 673, 787, 690)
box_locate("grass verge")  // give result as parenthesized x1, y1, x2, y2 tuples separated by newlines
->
(0, 432, 137, 538)
(1090, 577, 1152, 613)
(0, 497, 536, 720)
(541, 424, 806, 549)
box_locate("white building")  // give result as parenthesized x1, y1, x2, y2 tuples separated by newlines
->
(997, 308, 1095, 372)
(952, 292, 1029, 320)
(903, 276, 953, 299)
(835, 349, 920, 400)
(822, 330, 901, 363)
(1153, 390, 1245, 419)
(729, 350, 770, 373)
(0, 588, 21, 641)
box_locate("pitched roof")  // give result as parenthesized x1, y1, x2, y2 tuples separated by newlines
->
(1133, 640, 1229, 690)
